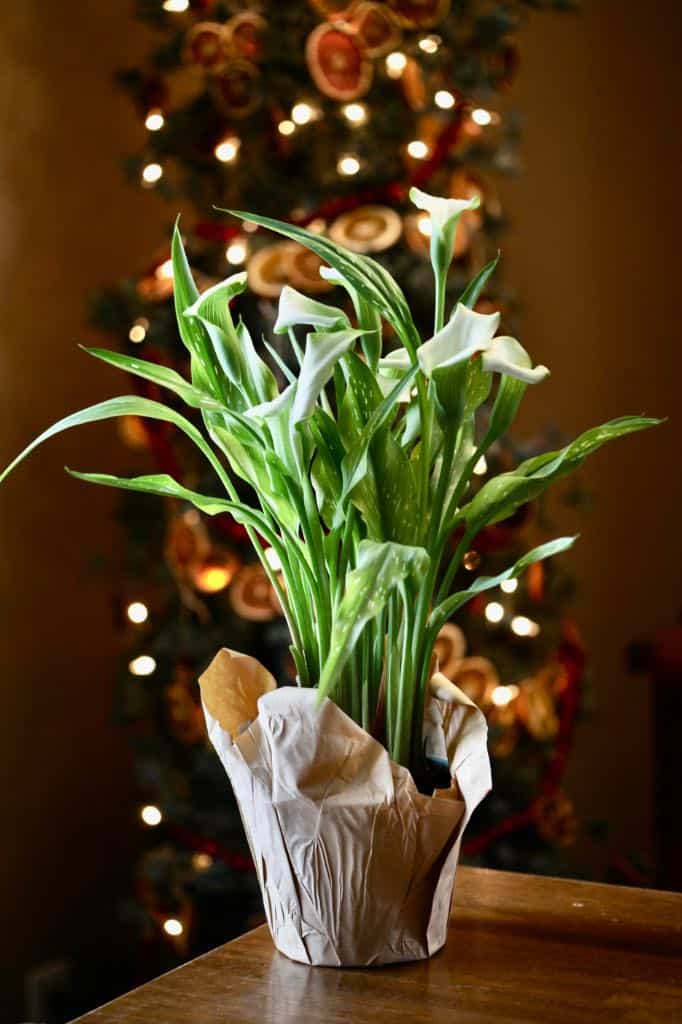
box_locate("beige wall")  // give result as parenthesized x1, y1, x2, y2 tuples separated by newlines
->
(0, 1, 679, 1017)
(0, 5, 166, 1018)
(501, 0, 682, 866)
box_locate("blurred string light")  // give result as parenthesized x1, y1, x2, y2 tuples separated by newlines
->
(511, 615, 540, 637)
(156, 258, 173, 280)
(140, 804, 162, 827)
(471, 107, 493, 126)
(129, 654, 156, 676)
(418, 35, 440, 54)
(141, 162, 163, 185)
(385, 51, 407, 77)
(278, 119, 295, 136)
(214, 136, 240, 163)
(145, 109, 164, 132)
(162, 0, 188, 11)
(407, 140, 429, 159)
(163, 918, 184, 936)
(225, 239, 247, 265)
(342, 102, 368, 126)
(194, 564, 233, 593)
(500, 578, 518, 594)
(128, 318, 148, 343)
(491, 684, 519, 707)
(264, 546, 282, 572)
(337, 154, 360, 176)
(417, 213, 432, 237)
(473, 455, 487, 476)
(435, 89, 455, 110)
(485, 601, 505, 624)
(126, 601, 149, 624)
(192, 852, 213, 871)
(291, 102, 315, 125)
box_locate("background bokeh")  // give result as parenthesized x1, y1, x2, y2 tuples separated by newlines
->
(1, 2, 680, 1020)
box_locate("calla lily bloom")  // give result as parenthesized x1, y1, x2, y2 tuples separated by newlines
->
(410, 186, 480, 272)
(482, 336, 550, 383)
(274, 285, 348, 335)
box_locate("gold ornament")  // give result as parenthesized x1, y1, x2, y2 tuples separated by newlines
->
(230, 563, 278, 622)
(463, 549, 481, 571)
(224, 12, 267, 62)
(211, 59, 261, 118)
(535, 792, 579, 848)
(517, 664, 562, 741)
(288, 243, 334, 293)
(247, 243, 294, 298)
(329, 205, 402, 253)
(353, 3, 401, 58)
(183, 22, 226, 72)
(451, 655, 499, 707)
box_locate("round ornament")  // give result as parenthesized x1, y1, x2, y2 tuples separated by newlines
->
(247, 243, 293, 298)
(184, 22, 226, 72)
(230, 563, 278, 622)
(306, 23, 373, 101)
(433, 621, 466, 678)
(225, 12, 267, 62)
(387, 0, 450, 29)
(309, 0, 358, 18)
(211, 59, 261, 118)
(352, 3, 401, 58)
(288, 243, 333, 293)
(329, 205, 402, 253)
(463, 549, 481, 571)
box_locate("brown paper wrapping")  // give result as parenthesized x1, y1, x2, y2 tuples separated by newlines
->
(200, 648, 491, 967)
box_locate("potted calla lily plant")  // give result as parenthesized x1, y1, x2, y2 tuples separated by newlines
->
(2, 188, 659, 967)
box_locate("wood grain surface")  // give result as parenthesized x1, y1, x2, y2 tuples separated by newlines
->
(72, 867, 682, 1023)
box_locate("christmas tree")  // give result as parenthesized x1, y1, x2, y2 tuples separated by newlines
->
(90, 0, 581, 972)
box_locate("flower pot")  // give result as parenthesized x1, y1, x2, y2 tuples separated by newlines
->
(200, 648, 491, 967)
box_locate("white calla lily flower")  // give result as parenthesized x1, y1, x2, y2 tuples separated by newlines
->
(417, 303, 500, 375)
(482, 336, 550, 383)
(274, 285, 348, 335)
(409, 186, 481, 237)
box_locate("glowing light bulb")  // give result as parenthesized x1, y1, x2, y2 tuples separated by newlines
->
(225, 240, 247, 265)
(343, 102, 368, 126)
(511, 615, 540, 637)
(192, 852, 213, 870)
(491, 684, 519, 707)
(292, 102, 315, 125)
(386, 51, 407, 78)
(145, 109, 164, 132)
(126, 601, 149, 624)
(278, 119, 295, 136)
(473, 455, 488, 476)
(485, 601, 504, 624)
(337, 154, 360, 176)
(163, 918, 184, 936)
(162, 0, 189, 11)
(156, 259, 173, 280)
(418, 35, 440, 54)
(140, 804, 162, 827)
(128, 319, 148, 343)
(407, 140, 429, 159)
(141, 162, 163, 184)
(435, 89, 456, 110)
(195, 565, 232, 593)
(471, 108, 492, 127)
(264, 546, 282, 572)
(129, 654, 156, 676)
(417, 213, 432, 237)
(501, 578, 518, 594)
(214, 136, 239, 163)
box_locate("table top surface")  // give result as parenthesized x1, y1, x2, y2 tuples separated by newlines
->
(74, 866, 682, 1024)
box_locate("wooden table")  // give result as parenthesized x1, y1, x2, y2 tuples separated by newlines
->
(73, 867, 682, 1023)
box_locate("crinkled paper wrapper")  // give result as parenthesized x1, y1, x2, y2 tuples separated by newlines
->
(200, 648, 491, 967)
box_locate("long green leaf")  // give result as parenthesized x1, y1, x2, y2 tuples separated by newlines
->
(431, 535, 577, 635)
(82, 347, 223, 411)
(456, 252, 500, 312)
(317, 540, 429, 703)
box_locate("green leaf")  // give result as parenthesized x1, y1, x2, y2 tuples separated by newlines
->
(171, 223, 222, 399)
(318, 540, 429, 703)
(456, 253, 500, 312)
(431, 535, 577, 632)
(67, 470, 233, 516)
(0, 395, 222, 487)
(82, 347, 223, 411)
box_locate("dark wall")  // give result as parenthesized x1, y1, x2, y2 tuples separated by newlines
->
(0, 5, 166, 1019)
(501, 0, 682, 869)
